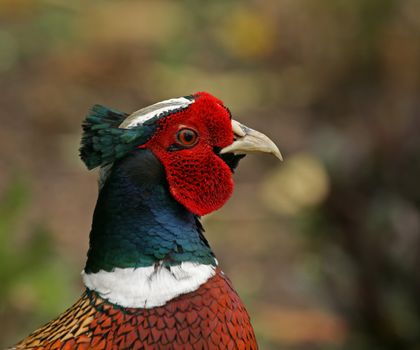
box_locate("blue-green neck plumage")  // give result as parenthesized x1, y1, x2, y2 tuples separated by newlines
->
(85, 149, 215, 273)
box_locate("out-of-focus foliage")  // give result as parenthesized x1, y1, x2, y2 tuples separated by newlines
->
(0, 0, 419, 349)
(0, 178, 77, 346)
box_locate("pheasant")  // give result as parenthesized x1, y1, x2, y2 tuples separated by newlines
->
(12, 92, 281, 350)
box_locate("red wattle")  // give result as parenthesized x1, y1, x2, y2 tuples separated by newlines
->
(166, 151, 234, 216)
(143, 92, 235, 216)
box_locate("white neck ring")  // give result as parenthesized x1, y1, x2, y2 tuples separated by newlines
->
(82, 262, 216, 308)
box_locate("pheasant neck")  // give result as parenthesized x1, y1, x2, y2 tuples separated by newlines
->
(84, 149, 216, 274)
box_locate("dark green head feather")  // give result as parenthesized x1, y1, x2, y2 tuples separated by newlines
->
(79, 104, 158, 170)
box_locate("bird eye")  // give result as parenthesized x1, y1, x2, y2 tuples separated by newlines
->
(176, 128, 198, 147)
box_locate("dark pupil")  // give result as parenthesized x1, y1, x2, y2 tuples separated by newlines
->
(183, 131, 194, 143)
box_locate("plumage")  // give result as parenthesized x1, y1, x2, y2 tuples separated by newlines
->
(12, 92, 281, 349)
(15, 270, 256, 350)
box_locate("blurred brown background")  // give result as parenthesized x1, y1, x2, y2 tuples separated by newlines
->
(1, 0, 420, 349)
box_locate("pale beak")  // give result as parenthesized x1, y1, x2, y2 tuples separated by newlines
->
(220, 120, 283, 161)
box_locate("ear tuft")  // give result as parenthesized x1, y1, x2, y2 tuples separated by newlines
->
(79, 105, 156, 170)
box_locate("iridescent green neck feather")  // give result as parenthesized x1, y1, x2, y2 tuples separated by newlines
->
(85, 149, 216, 273)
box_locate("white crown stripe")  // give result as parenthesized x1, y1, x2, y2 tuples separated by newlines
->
(120, 97, 193, 129)
(82, 262, 216, 308)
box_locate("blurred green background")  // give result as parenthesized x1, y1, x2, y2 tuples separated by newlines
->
(0, 0, 419, 349)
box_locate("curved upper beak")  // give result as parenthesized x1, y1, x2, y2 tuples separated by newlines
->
(221, 120, 283, 161)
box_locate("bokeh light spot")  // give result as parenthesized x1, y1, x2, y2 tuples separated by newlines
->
(260, 152, 330, 216)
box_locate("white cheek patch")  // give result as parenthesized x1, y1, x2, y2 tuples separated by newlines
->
(82, 262, 216, 308)
(120, 97, 193, 129)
